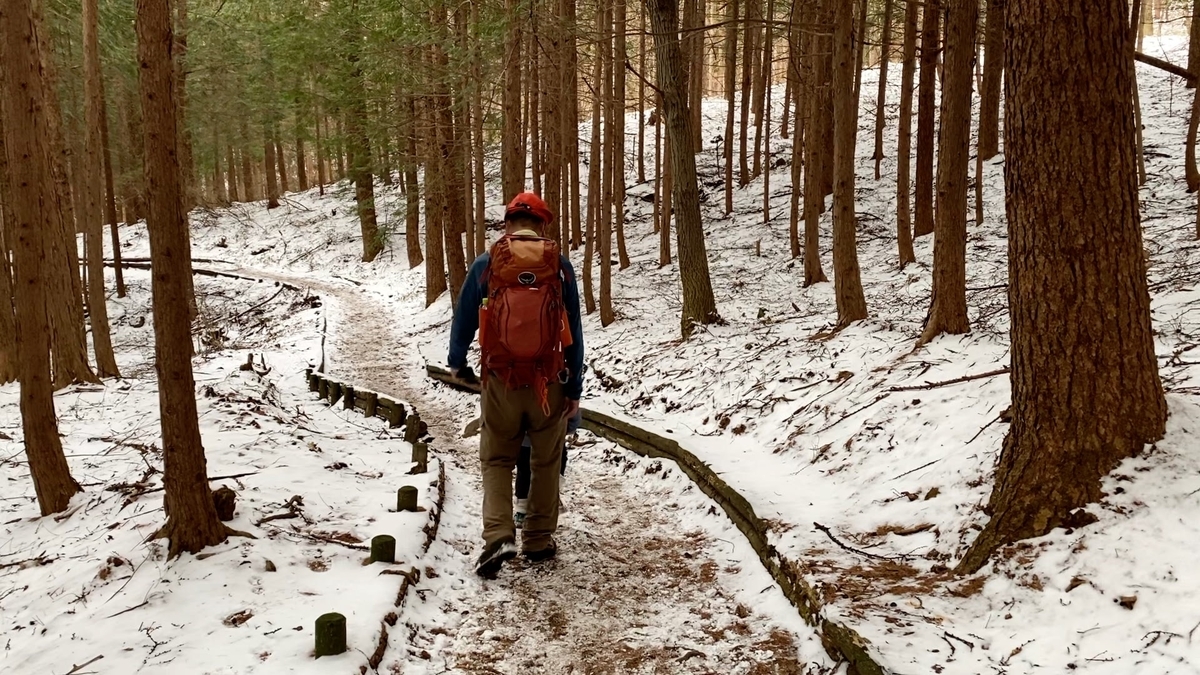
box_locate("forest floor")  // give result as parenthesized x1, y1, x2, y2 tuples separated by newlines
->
(3, 34, 1200, 675)
(117, 35, 1200, 673)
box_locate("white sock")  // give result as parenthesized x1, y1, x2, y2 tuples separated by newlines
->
(515, 498, 528, 514)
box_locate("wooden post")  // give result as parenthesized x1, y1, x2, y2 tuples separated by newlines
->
(411, 442, 428, 473)
(314, 612, 347, 657)
(328, 382, 342, 406)
(306, 368, 318, 392)
(364, 391, 378, 419)
(370, 534, 396, 563)
(343, 385, 355, 411)
(404, 412, 421, 443)
(317, 377, 328, 399)
(397, 486, 418, 512)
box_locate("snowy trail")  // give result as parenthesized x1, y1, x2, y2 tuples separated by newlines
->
(226, 264, 830, 673)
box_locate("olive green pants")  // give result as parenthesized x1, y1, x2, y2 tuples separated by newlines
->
(479, 376, 566, 552)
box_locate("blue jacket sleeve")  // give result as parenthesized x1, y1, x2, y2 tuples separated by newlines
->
(448, 254, 489, 369)
(561, 256, 585, 400)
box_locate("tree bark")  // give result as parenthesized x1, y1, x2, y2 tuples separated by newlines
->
(873, 0, 896, 180)
(174, 0, 195, 211)
(914, 0, 940, 238)
(405, 95, 424, 269)
(226, 144, 239, 202)
(647, 0, 721, 338)
(0, 112, 16, 384)
(296, 122, 308, 192)
(263, 129, 280, 209)
(920, 0, 975, 345)
(136, 0, 234, 556)
(83, 0, 118, 378)
(0, 0, 83, 513)
(738, 0, 756, 185)
(787, 4, 805, 259)
(275, 135, 289, 194)
(723, 0, 738, 215)
(1189, 0, 1200, 90)
(803, 0, 831, 286)
(614, 0, 631, 271)
(99, 71, 126, 298)
(502, 0, 525, 201)
(346, 22, 381, 263)
(979, 0, 1005, 159)
(958, 0, 1167, 574)
(831, 0, 868, 325)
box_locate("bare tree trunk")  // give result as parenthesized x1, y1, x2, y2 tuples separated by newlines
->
(470, 7, 486, 256)
(1189, 0, 1200, 90)
(738, 0, 755, 185)
(755, 0, 776, 191)
(1130, 0, 1147, 187)
(614, 0, 631, 270)
(787, 6, 805, 259)
(263, 129, 280, 209)
(638, 1, 648, 183)
(83, 0, 118, 377)
(873, 0, 895, 179)
(979, 0, 1005, 159)
(584, 1, 604, 315)
(959, 0, 1166, 574)
(599, 0, 616, 326)
(919, 0, 975, 345)
(174, 0, 195, 211)
(502, 0, 525, 201)
(853, 0, 869, 100)
(404, 96, 424, 269)
(0, 0, 83, 513)
(661, 131, 673, 267)
(296, 119, 308, 192)
(0, 113, 17, 384)
(803, 0, 830, 286)
(914, 0, 940, 238)
(136, 0, 236, 556)
(723, 0, 739, 215)
(346, 21, 381, 263)
(99, 59, 126, 298)
(275, 135, 289, 194)
(212, 129, 228, 204)
(831, 0, 868, 325)
(648, 0, 721, 338)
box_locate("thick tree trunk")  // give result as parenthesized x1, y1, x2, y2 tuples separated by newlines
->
(83, 0, 119, 378)
(873, 0, 895, 180)
(0, 115, 16, 384)
(136, 0, 234, 556)
(346, 31, 381, 263)
(831, 0, 868, 325)
(405, 96, 424, 269)
(648, 0, 721, 338)
(979, 0, 1005, 159)
(0, 1, 83, 513)
(919, 0, 976, 345)
(958, 0, 1167, 574)
(421, 91, 448, 307)
(914, 0, 940, 238)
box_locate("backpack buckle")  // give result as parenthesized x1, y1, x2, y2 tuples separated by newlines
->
(557, 369, 570, 384)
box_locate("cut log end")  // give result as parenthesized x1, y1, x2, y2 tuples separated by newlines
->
(370, 534, 396, 564)
(314, 612, 347, 657)
(397, 486, 419, 512)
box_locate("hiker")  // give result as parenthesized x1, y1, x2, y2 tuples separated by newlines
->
(515, 408, 582, 528)
(447, 192, 584, 578)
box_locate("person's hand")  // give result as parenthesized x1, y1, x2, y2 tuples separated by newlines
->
(562, 398, 581, 420)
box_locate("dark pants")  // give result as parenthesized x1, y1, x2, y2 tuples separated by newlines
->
(515, 445, 567, 500)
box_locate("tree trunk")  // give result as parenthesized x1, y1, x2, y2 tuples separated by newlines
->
(99, 72, 126, 298)
(174, 0, 195, 211)
(600, 0, 617, 326)
(502, 0, 525, 201)
(346, 26, 381, 263)
(919, 0, 975, 345)
(803, 0, 831, 286)
(405, 96, 425, 269)
(738, 0, 756, 186)
(275, 135, 289, 194)
(647, 0, 721, 338)
(226, 145, 239, 202)
(873, 0, 895, 180)
(1130, 0, 1148, 187)
(584, 2, 604, 316)
(263, 130, 280, 209)
(296, 123, 308, 192)
(315, 110, 327, 194)
(638, 2, 649, 184)
(853, 0, 869, 101)
(0, 0, 83, 513)
(136, 0, 235, 557)
(758, 0, 776, 208)
(0, 113, 17, 384)
(661, 132, 673, 267)
(914, 0, 940, 238)
(979, 0, 1005, 159)
(1189, 0, 1200, 90)
(723, 0, 738, 215)
(83, 0, 119, 378)
(421, 90, 448, 307)
(787, 7, 805, 259)
(831, 0, 868, 325)
(958, 0, 1167, 574)
(614, 0, 631, 271)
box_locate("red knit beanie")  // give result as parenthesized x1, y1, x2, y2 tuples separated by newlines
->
(504, 192, 555, 227)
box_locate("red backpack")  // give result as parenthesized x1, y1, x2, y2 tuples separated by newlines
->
(479, 234, 573, 411)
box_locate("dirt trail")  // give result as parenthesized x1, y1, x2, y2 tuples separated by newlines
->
(231, 266, 827, 674)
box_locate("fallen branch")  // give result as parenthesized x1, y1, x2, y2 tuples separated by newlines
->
(64, 655, 105, 675)
(106, 601, 149, 619)
(889, 367, 1010, 392)
(1135, 51, 1196, 81)
(813, 523, 896, 561)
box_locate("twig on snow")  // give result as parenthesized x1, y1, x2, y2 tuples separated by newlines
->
(64, 655, 104, 675)
(813, 522, 900, 561)
(889, 367, 1010, 392)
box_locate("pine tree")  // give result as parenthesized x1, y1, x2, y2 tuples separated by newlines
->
(959, 0, 1166, 573)
(647, 0, 721, 338)
(831, 0, 867, 325)
(913, 0, 940, 238)
(979, 0, 1005, 159)
(0, 0, 82, 513)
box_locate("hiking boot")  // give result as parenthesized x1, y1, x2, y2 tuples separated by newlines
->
(514, 499, 528, 530)
(475, 537, 518, 578)
(523, 540, 557, 563)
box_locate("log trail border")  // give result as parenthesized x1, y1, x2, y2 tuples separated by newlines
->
(426, 364, 887, 675)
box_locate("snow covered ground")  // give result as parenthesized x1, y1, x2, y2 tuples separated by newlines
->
(0, 271, 441, 674)
(6, 34, 1200, 675)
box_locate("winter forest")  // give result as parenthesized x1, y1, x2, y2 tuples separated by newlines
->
(2, 0, 1199, 671)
